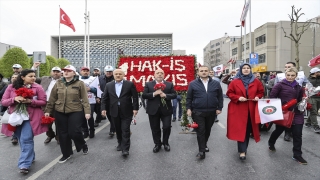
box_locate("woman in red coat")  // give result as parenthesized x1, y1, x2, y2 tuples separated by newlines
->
(226, 63, 264, 160)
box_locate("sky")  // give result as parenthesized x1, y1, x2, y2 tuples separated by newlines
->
(0, 0, 319, 64)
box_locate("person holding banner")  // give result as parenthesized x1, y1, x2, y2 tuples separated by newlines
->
(226, 63, 264, 161)
(268, 67, 307, 165)
(274, 62, 308, 142)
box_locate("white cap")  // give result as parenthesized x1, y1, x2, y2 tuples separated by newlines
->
(104, 65, 114, 72)
(94, 68, 100, 71)
(310, 67, 320, 74)
(51, 67, 61, 72)
(62, 65, 76, 72)
(12, 64, 22, 68)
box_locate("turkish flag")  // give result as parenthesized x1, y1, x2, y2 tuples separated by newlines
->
(308, 54, 320, 67)
(60, 8, 75, 32)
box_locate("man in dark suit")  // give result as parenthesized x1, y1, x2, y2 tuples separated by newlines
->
(142, 69, 177, 153)
(101, 69, 139, 156)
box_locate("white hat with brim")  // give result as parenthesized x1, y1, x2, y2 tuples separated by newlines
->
(310, 67, 320, 74)
(104, 65, 114, 72)
(51, 67, 61, 72)
(12, 64, 22, 68)
(62, 65, 76, 72)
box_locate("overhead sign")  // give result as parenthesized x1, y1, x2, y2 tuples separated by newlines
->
(33, 51, 46, 63)
(249, 53, 259, 65)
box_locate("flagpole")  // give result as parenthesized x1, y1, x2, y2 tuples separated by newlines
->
(59, 5, 61, 59)
(84, 0, 87, 67)
(244, 0, 247, 63)
(249, 0, 252, 54)
(87, 11, 90, 69)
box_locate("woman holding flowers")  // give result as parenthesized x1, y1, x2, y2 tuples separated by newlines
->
(1, 69, 47, 174)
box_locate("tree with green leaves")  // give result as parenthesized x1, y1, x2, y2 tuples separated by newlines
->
(46, 55, 58, 70)
(0, 47, 30, 78)
(57, 58, 70, 69)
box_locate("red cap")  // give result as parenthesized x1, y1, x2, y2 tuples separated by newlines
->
(81, 67, 90, 71)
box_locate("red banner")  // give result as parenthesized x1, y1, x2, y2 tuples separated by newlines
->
(118, 56, 195, 92)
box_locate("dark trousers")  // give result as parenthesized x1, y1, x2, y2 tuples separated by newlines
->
(113, 107, 132, 151)
(148, 108, 172, 146)
(237, 117, 252, 153)
(55, 111, 86, 157)
(94, 102, 103, 122)
(268, 124, 303, 156)
(172, 97, 182, 119)
(46, 122, 59, 140)
(107, 112, 116, 133)
(192, 111, 215, 152)
(82, 104, 95, 132)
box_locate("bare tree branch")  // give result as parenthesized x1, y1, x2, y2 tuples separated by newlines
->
(282, 27, 295, 42)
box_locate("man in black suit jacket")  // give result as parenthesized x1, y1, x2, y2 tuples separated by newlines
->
(101, 69, 139, 156)
(142, 69, 177, 153)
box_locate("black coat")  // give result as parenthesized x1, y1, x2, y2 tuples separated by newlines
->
(101, 80, 139, 118)
(142, 81, 177, 116)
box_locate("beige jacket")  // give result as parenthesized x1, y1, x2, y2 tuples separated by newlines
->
(45, 78, 91, 115)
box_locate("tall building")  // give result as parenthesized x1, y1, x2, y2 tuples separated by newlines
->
(172, 50, 186, 55)
(0, 42, 20, 57)
(228, 15, 320, 74)
(203, 33, 240, 69)
(51, 33, 173, 71)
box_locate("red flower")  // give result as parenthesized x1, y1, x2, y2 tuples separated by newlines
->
(154, 83, 166, 91)
(41, 116, 55, 124)
(306, 102, 312, 110)
(15, 87, 34, 98)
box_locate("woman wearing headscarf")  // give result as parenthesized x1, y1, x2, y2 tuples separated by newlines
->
(45, 65, 91, 164)
(1, 69, 48, 174)
(226, 63, 264, 160)
(268, 67, 307, 164)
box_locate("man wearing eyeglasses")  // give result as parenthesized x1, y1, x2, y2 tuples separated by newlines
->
(97, 65, 116, 136)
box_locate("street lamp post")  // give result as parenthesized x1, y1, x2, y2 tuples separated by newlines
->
(235, 25, 243, 62)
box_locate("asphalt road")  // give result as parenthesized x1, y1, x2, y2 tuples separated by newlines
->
(0, 83, 320, 180)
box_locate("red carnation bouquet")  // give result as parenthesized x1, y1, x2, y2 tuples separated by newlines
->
(14, 87, 34, 115)
(41, 116, 55, 124)
(154, 83, 167, 108)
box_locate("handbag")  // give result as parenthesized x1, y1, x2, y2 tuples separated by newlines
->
(0, 110, 10, 124)
(273, 110, 295, 128)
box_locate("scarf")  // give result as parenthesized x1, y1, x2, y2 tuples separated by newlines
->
(234, 63, 255, 91)
(283, 79, 297, 88)
(62, 75, 79, 86)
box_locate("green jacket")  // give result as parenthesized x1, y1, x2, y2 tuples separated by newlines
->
(45, 77, 91, 115)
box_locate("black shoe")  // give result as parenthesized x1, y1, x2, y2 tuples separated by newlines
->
(89, 130, 95, 138)
(11, 138, 18, 145)
(44, 137, 54, 144)
(215, 119, 219, 122)
(122, 151, 129, 156)
(164, 144, 170, 151)
(94, 122, 99, 127)
(304, 123, 312, 128)
(292, 156, 308, 165)
(117, 143, 122, 151)
(284, 133, 291, 141)
(83, 132, 89, 139)
(172, 118, 176, 122)
(205, 147, 209, 152)
(83, 144, 89, 155)
(239, 153, 246, 160)
(269, 145, 276, 151)
(178, 118, 181, 121)
(196, 152, 205, 159)
(109, 132, 115, 137)
(58, 156, 71, 163)
(153, 145, 161, 153)
(19, 168, 29, 174)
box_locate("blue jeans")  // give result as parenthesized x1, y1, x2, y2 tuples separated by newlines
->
(14, 120, 35, 169)
(172, 96, 182, 119)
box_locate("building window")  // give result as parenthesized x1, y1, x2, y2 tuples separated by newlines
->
(210, 44, 215, 48)
(259, 53, 266, 63)
(216, 42, 220, 46)
(216, 48, 220, 52)
(241, 42, 250, 52)
(256, 34, 266, 46)
(232, 48, 237, 56)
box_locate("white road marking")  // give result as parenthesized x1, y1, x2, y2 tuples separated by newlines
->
(26, 122, 110, 180)
(217, 122, 225, 129)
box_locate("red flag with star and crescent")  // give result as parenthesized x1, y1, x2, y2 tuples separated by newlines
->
(308, 54, 320, 67)
(60, 8, 75, 32)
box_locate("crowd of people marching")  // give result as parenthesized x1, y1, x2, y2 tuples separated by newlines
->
(0, 61, 319, 175)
